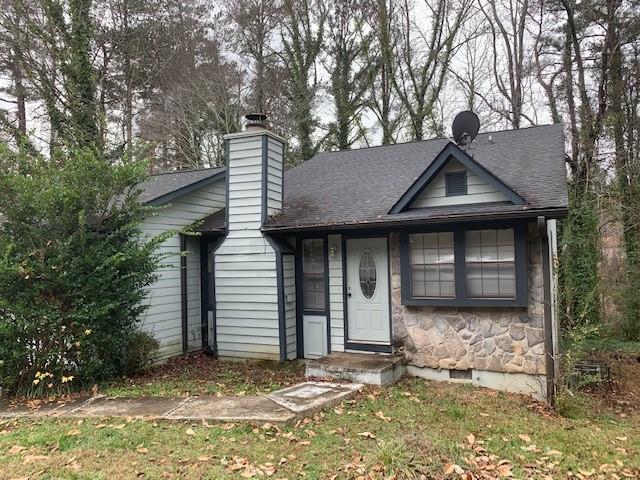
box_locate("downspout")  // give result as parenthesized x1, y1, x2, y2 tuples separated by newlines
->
(180, 234, 188, 354)
(538, 216, 556, 405)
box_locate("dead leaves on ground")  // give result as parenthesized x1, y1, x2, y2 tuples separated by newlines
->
(442, 431, 639, 480)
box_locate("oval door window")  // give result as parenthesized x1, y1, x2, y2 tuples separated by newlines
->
(359, 250, 377, 299)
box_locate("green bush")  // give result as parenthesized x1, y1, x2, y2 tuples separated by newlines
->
(122, 331, 160, 376)
(0, 147, 166, 396)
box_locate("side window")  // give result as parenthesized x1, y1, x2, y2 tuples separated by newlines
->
(302, 239, 326, 311)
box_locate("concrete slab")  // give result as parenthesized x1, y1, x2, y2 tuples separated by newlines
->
(165, 396, 296, 424)
(306, 352, 405, 385)
(69, 396, 183, 419)
(0, 398, 88, 418)
(267, 381, 362, 414)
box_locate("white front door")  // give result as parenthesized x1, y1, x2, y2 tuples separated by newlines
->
(346, 237, 390, 344)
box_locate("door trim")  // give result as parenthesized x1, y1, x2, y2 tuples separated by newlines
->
(342, 234, 393, 353)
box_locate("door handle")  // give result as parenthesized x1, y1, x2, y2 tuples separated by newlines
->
(347, 286, 352, 298)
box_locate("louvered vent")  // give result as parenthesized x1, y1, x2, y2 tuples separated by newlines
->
(445, 171, 467, 197)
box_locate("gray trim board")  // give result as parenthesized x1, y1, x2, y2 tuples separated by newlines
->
(389, 142, 526, 213)
(224, 139, 230, 229)
(146, 171, 226, 206)
(539, 216, 556, 404)
(261, 134, 269, 225)
(276, 250, 286, 362)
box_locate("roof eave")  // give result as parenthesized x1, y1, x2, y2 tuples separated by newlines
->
(145, 171, 226, 206)
(261, 206, 569, 233)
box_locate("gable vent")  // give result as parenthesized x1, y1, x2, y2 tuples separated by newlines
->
(445, 171, 467, 197)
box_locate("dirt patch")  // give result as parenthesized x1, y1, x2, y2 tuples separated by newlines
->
(107, 353, 306, 396)
(581, 352, 640, 416)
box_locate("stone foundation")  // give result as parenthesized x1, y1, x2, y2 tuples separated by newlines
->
(390, 222, 546, 376)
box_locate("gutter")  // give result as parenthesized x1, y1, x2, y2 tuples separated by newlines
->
(262, 207, 569, 234)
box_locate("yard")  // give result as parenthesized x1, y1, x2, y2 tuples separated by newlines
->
(0, 352, 638, 480)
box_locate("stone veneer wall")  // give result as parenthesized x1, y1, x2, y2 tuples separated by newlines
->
(390, 222, 546, 375)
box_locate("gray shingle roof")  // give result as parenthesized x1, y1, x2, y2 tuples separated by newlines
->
(138, 167, 225, 205)
(147, 124, 568, 232)
(265, 123, 568, 231)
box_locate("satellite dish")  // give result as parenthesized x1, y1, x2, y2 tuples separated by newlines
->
(452, 111, 480, 146)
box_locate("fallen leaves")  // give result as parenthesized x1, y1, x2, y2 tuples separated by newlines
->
(8, 445, 26, 455)
(518, 434, 532, 443)
(374, 410, 391, 422)
(356, 431, 376, 439)
(185, 428, 195, 437)
(222, 456, 278, 478)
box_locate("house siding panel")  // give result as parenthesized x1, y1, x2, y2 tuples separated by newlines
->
(139, 179, 225, 360)
(283, 254, 297, 360)
(328, 234, 344, 352)
(411, 159, 507, 208)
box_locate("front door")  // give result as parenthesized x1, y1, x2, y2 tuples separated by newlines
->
(346, 237, 390, 344)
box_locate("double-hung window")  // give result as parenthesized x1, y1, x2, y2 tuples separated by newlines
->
(302, 238, 326, 312)
(400, 222, 526, 306)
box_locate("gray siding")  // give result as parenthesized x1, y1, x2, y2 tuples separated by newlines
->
(328, 234, 345, 352)
(266, 137, 284, 217)
(186, 236, 202, 351)
(215, 133, 283, 360)
(283, 254, 297, 360)
(411, 159, 507, 208)
(139, 180, 225, 360)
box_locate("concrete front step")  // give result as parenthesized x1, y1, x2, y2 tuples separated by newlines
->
(305, 352, 405, 386)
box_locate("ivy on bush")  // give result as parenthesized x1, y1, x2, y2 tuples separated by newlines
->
(0, 148, 165, 396)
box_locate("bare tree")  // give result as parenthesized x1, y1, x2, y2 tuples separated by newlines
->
(477, 0, 535, 129)
(321, 0, 373, 150)
(392, 0, 472, 140)
(279, 0, 325, 164)
(366, 0, 404, 144)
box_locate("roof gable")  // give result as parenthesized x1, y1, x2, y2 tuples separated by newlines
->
(389, 142, 526, 214)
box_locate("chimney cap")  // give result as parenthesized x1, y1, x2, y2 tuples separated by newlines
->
(245, 112, 269, 130)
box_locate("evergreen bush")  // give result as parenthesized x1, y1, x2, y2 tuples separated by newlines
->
(0, 148, 165, 396)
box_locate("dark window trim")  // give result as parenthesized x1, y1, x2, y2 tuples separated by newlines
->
(445, 171, 467, 196)
(399, 220, 528, 307)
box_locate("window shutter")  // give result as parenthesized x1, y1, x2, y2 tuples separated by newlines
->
(445, 171, 467, 197)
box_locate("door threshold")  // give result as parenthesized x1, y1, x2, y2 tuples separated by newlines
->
(344, 341, 392, 353)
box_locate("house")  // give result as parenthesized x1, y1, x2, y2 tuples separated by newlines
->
(138, 113, 567, 401)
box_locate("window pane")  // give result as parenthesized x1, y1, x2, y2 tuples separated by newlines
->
(303, 239, 326, 310)
(409, 232, 455, 298)
(498, 263, 516, 296)
(465, 228, 516, 299)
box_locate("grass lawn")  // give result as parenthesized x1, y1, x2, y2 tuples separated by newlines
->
(1, 356, 639, 479)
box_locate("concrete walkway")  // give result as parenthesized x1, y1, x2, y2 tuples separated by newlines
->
(0, 382, 362, 426)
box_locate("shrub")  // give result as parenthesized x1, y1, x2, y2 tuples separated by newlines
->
(122, 331, 160, 376)
(0, 147, 167, 396)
